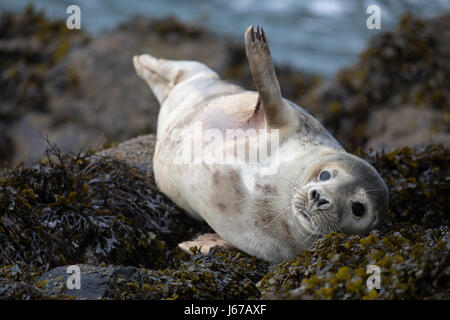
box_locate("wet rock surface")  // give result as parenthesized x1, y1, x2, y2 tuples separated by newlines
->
(0, 7, 449, 300)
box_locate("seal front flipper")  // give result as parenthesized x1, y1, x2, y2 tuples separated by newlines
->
(178, 233, 235, 255)
(245, 25, 291, 129)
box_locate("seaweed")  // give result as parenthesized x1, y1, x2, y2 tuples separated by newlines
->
(258, 225, 449, 299)
(0, 143, 211, 271)
(0, 262, 44, 299)
(106, 247, 268, 300)
(1, 144, 449, 300)
(361, 145, 450, 227)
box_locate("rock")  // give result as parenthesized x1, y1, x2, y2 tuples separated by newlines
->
(365, 106, 450, 149)
(39, 248, 268, 300)
(98, 134, 156, 175)
(0, 5, 87, 165)
(2, 140, 449, 300)
(38, 265, 137, 299)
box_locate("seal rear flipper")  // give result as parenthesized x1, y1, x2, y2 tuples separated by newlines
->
(178, 233, 235, 255)
(245, 25, 291, 129)
(133, 54, 218, 105)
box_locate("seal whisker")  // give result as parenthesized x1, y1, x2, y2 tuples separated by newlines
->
(261, 204, 291, 229)
(302, 227, 318, 247)
(307, 230, 323, 250)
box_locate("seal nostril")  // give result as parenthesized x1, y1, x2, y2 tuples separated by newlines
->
(317, 199, 329, 207)
(310, 190, 319, 201)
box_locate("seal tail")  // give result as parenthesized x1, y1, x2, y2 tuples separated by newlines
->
(244, 25, 291, 129)
(133, 54, 217, 105)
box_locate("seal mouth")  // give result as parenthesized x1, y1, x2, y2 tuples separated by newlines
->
(292, 187, 339, 235)
(301, 211, 311, 222)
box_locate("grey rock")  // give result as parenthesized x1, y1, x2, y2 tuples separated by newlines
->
(39, 264, 139, 299)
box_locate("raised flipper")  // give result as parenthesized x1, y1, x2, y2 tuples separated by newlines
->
(245, 25, 291, 129)
(133, 54, 218, 104)
(178, 233, 235, 255)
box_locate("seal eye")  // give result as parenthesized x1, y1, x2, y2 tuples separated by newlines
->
(319, 170, 331, 181)
(352, 202, 365, 217)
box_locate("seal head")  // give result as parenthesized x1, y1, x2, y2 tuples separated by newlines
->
(291, 153, 389, 237)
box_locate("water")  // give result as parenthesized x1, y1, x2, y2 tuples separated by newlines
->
(1, 0, 449, 77)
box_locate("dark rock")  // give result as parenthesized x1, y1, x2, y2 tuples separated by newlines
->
(0, 5, 87, 165)
(39, 248, 268, 300)
(39, 265, 136, 299)
(98, 134, 157, 176)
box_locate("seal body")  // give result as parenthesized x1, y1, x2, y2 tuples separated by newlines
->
(134, 26, 388, 262)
